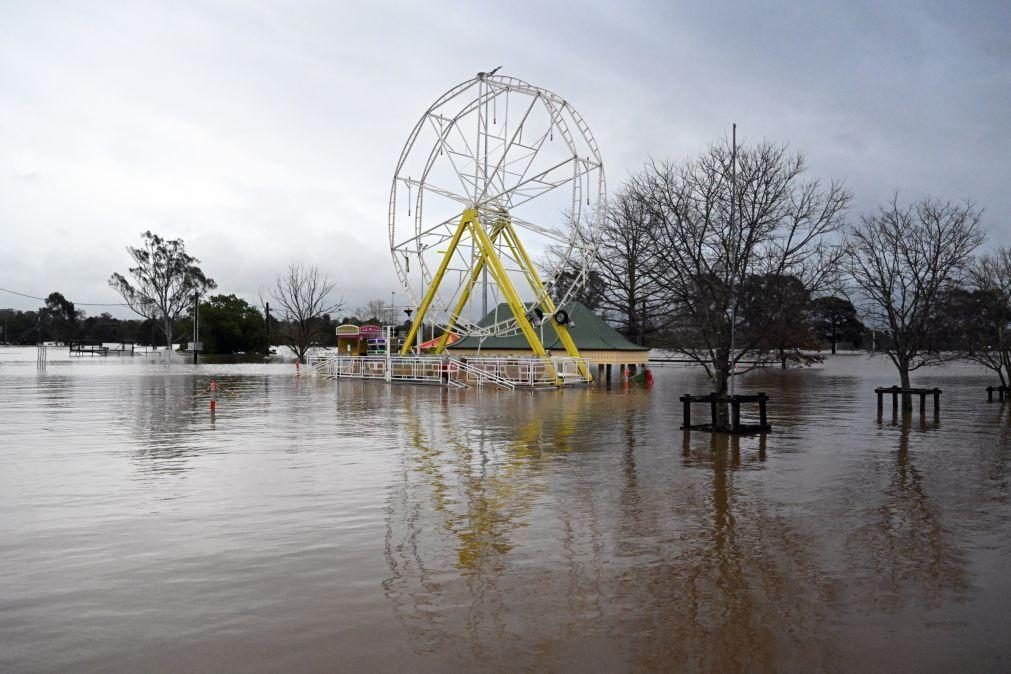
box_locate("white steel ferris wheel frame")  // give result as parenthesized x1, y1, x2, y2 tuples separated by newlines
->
(389, 73, 606, 352)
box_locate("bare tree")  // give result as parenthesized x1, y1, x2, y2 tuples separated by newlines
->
(109, 231, 216, 349)
(593, 188, 665, 344)
(960, 248, 1011, 386)
(846, 195, 984, 407)
(354, 298, 393, 325)
(270, 262, 343, 363)
(634, 139, 850, 401)
(541, 191, 664, 344)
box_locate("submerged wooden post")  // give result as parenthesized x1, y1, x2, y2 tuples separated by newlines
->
(877, 389, 884, 415)
(605, 364, 612, 383)
(682, 396, 691, 428)
(919, 391, 926, 416)
(709, 395, 718, 429)
(730, 398, 741, 432)
(758, 393, 768, 429)
(891, 387, 899, 415)
(988, 386, 994, 402)
(933, 388, 940, 415)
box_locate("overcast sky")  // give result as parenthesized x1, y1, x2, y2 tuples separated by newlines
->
(2, 0, 1008, 317)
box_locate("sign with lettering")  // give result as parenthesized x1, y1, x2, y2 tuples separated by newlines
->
(359, 324, 382, 337)
(336, 325, 360, 337)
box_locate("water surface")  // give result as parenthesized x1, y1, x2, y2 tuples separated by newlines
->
(1, 347, 1009, 672)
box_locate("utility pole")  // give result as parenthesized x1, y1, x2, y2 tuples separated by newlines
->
(265, 302, 271, 357)
(729, 122, 738, 396)
(192, 293, 200, 364)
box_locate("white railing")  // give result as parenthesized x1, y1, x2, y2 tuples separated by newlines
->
(446, 358, 516, 390)
(306, 354, 593, 388)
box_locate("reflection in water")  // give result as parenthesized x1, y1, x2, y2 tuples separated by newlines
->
(616, 433, 837, 672)
(384, 391, 599, 666)
(845, 416, 969, 611)
(385, 394, 835, 671)
(2, 350, 1011, 672)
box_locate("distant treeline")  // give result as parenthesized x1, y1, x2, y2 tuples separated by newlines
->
(0, 292, 423, 355)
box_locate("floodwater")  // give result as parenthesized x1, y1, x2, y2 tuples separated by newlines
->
(1, 347, 1009, 673)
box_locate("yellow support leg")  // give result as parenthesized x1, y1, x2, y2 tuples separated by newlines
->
(434, 220, 507, 353)
(500, 220, 591, 382)
(467, 217, 552, 366)
(400, 209, 476, 355)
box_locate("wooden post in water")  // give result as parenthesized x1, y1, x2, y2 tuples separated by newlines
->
(605, 364, 612, 384)
(758, 393, 768, 429)
(933, 388, 941, 416)
(730, 398, 741, 432)
(877, 389, 884, 415)
(709, 395, 718, 430)
(682, 397, 691, 428)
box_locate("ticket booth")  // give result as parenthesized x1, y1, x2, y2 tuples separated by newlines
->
(336, 324, 384, 355)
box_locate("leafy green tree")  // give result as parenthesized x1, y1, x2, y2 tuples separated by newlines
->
(109, 231, 216, 349)
(40, 292, 80, 344)
(190, 294, 264, 354)
(811, 296, 864, 354)
(740, 274, 824, 369)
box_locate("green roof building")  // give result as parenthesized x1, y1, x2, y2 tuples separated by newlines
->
(449, 301, 650, 369)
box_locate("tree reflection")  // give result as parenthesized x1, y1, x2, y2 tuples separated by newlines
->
(614, 433, 836, 672)
(384, 392, 835, 672)
(845, 416, 969, 610)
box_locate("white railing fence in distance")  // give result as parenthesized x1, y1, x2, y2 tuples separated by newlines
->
(305, 354, 593, 389)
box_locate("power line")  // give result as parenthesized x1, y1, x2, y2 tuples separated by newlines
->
(0, 286, 151, 307)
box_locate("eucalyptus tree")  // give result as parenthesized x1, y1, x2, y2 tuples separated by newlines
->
(633, 139, 850, 399)
(846, 196, 984, 407)
(109, 231, 216, 349)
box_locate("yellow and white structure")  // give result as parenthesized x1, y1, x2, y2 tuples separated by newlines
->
(389, 72, 605, 384)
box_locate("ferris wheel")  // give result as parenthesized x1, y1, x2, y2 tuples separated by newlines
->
(390, 70, 605, 356)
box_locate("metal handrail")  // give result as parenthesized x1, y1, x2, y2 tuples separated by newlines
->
(446, 357, 516, 390)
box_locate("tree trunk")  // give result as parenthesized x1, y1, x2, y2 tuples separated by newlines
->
(899, 367, 912, 411)
(830, 339, 837, 355)
(163, 317, 173, 352)
(713, 355, 731, 429)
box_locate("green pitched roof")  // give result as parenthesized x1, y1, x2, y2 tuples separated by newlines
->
(450, 301, 648, 351)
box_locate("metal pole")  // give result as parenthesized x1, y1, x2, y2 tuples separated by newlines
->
(416, 308, 422, 353)
(729, 123, 738, 397)
(265, 302, 270, 357)
(192, 293, 199, 364)
(385, 325, 392, 382)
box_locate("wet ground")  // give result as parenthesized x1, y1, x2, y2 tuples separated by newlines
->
(1, 347, 1009, 672)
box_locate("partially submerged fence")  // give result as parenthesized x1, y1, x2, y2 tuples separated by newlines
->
(305, 353, 591, 389)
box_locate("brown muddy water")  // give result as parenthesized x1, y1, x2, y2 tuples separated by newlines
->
(1, 347, 1009, 673)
